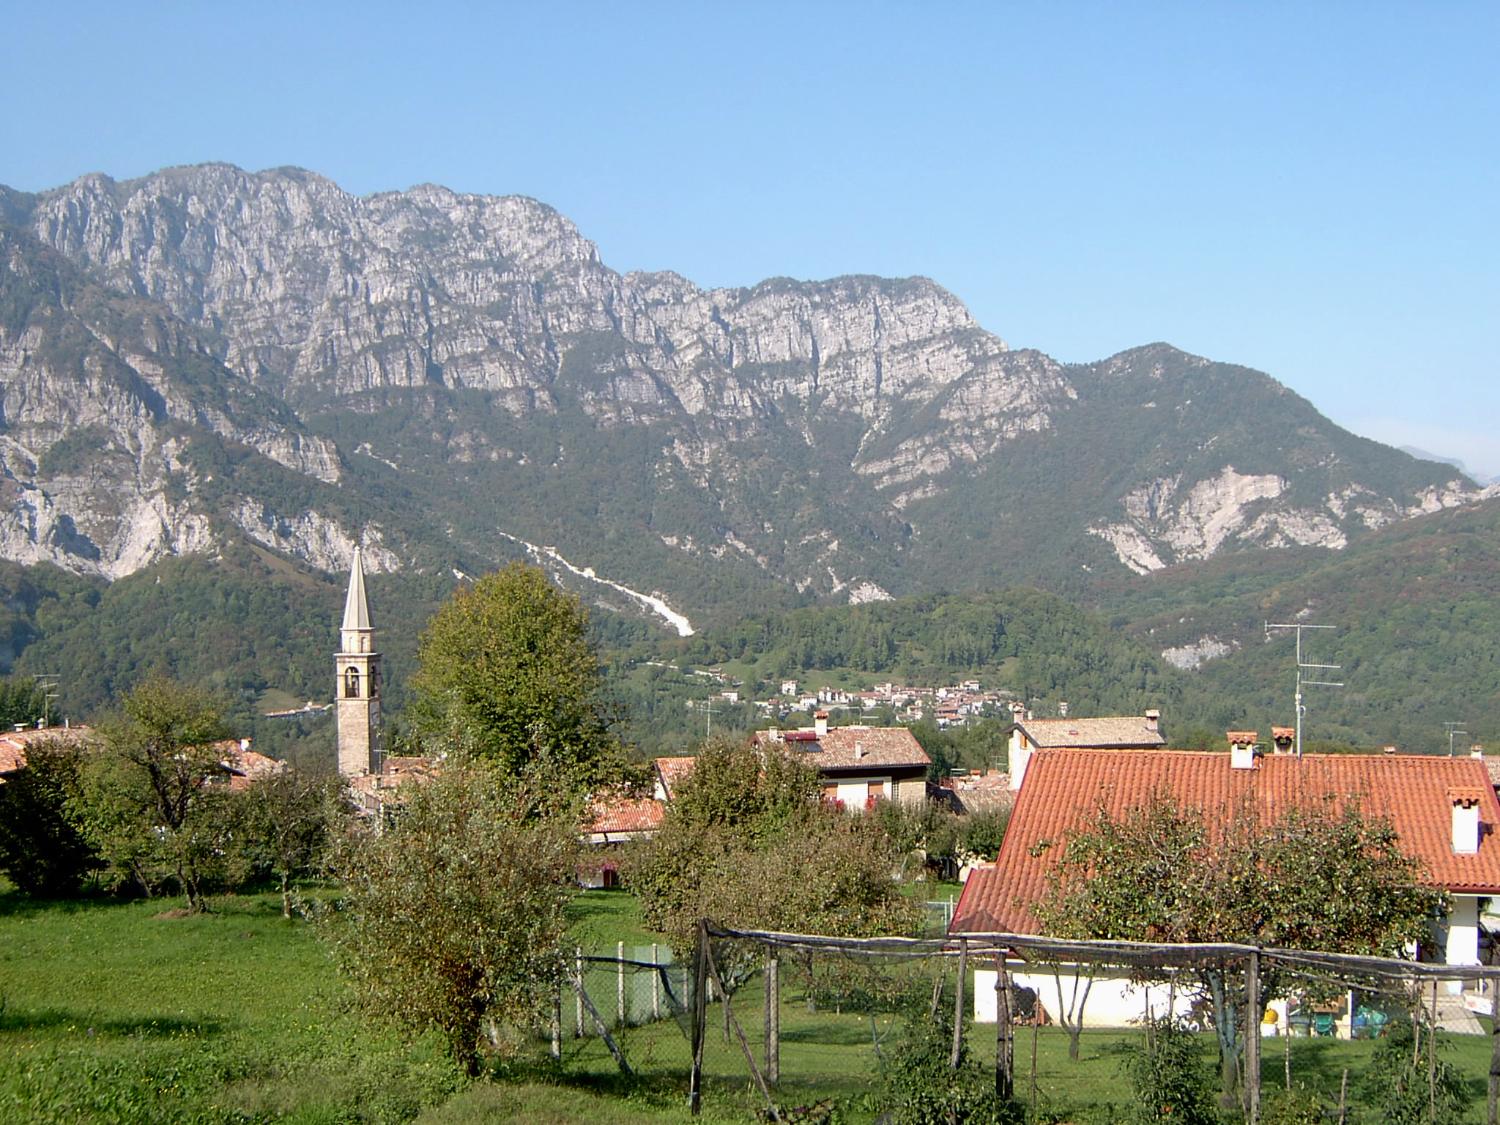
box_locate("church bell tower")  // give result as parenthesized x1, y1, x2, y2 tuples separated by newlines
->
(336, 546, 382, 777)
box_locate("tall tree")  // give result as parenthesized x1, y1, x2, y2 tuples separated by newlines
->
(77, 677, 232, 911)
(409, 564, 621, 794)
(1036, 793, 1440, 1101)
(325, 763, 578, 1077)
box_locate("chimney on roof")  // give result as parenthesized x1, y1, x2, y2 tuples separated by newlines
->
(1451, 789, 1482, 855)
(1144, 709, 1160, 735)
(1383, 745, 1398, 755)
(854, 741, 865, 760)
(1058, 700, 1069, 718)
(1227, 730, 1259, 770)
(1472, 744, 1486, 760)
(1271, 727, 1295, 755)
(814, 711, 829, 738)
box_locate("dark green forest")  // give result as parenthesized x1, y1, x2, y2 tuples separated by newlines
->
(3, 494, 1497, 762)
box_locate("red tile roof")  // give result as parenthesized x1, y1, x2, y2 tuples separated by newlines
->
(753, 725, 930, 770)
(952, 749, 1500, 935)
(585, 794, 664, 836)
(1016, 716, 1166, 749)
(654, 755, 697, 799)
(0, 726, 93, 778)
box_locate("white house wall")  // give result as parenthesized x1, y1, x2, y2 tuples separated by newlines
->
(974, 966, 1195, 1028)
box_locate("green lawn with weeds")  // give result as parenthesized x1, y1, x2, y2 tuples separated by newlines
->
(2, 886, 1496, 1123)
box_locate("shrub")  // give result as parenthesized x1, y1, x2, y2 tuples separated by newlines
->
(1123, 1015, 1216, 1125)
(881, 995, 1024, 1125)
(1362, 1017, 1468, 1125)
(0, 737, 98, 895)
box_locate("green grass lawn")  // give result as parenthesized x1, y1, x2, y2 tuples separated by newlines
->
(2, 887, 1496, 1123)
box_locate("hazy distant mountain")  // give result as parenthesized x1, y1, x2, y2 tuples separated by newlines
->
(1399, 446, 1494, 486)
(0, 164, 1489, 627)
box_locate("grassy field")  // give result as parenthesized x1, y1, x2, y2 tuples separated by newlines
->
(1, 887, 1495, 1122)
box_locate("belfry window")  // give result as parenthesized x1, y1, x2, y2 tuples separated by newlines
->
(345, 667, 360, 698)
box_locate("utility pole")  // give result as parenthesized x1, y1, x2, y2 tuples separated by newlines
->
(1444, 721, 1470, 758)
(1264, 623, 1343, 758)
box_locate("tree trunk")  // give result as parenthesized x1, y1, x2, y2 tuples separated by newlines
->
(1207, 969, 1241, 1104)
(280, 872, 292, 919)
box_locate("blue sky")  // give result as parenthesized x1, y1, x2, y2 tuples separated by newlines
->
(4, 2, 1496, 476)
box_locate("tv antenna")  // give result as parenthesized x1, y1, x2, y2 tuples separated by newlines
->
(1444, 721, 1470, 758)
(33, 674, 59, 728)
(1264, 622, 1343, 758)
(686, 697, 722, 739)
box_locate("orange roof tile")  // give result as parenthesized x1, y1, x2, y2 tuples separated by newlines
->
(585, 794, 664, 836)
(753, 725, 930, 770)
(654, 755, 697, 799)
(0, 726, 93, 778)
(1016, 716, 1166, 749)
(952, 749, 1500, 935)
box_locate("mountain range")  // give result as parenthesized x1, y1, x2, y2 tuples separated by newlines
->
(2, 163, 1493, 637)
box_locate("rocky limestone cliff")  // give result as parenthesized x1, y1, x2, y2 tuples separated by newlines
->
(0, 164, 1488, 611)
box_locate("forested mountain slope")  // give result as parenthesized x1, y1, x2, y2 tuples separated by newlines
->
(0, 164, 1485, 627)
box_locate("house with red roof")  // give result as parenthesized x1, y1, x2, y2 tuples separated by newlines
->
(752, 713, 930, 809)
(951, 736, 1500, 1029)
(1006, 704, 1165, 790)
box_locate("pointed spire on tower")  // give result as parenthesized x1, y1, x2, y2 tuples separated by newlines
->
(343, 545, 371, 632)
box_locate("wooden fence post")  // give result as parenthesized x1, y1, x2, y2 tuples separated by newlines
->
(574, 946, 584, 1038)
(617, 940, 627, 1027)
(765, 953, 781, 1085)
(689, 922, 709, 1116)
(1245, 950, 1261, 1125)
(951, 940, 968, 1069)
(995, 951, 1013, 1100)
(1430, 980, 1438, 1125)
(1489, 978, 1500, 1124)
(550, 978, 561, 1060)
(652, 942, 662, 1021)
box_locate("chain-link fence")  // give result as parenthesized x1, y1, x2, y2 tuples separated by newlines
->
(552, 925, 1500, 1124)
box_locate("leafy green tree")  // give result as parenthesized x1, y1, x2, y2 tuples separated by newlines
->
(325, 764, 578, 1077)
(628, 739, 920, 955)
(0, 736, 99, 895)
(409, 564, 622, 793)
(76, 678, 232, 911)
(0, 675, 48, 730)
(1037, 794, 1441, 1100)
(239, 769, 346, 917)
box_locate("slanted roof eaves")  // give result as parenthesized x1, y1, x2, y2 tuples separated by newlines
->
(754, 726, 931, 770)
(1017, 717, 1166, 749)
(950, 749, 1500, 936)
